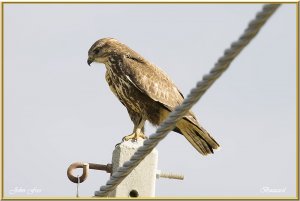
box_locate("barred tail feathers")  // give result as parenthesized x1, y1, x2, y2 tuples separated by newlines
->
(176, 119, 220, 155)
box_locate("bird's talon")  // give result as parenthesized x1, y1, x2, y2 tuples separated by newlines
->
(141, 135, 148, 140)
(115, 142, 121, 147)
(122, 132, 147, 141)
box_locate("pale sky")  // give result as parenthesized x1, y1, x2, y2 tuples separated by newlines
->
(3, 3, 297, 197)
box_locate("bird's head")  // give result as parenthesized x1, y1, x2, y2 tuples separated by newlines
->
(87, 38, 120, 66)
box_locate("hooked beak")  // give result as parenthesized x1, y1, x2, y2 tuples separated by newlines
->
(87, 57, 94, 66)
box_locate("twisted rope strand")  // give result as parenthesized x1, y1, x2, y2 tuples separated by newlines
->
(95, 4, 280, 197)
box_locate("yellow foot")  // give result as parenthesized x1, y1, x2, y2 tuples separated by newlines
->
(122, 132, 148, 142)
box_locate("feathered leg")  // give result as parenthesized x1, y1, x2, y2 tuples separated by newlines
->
(123, 109, 147, 141)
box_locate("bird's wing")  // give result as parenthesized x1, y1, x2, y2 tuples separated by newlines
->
(121, 54, 184, 110)
(121, 53, 205, 131)
(120, 54, 220, 154)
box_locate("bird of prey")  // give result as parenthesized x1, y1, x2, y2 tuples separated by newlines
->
(87, 38, 220, 155)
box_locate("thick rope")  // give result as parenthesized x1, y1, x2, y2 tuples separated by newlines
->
(95, 4, 280, 197)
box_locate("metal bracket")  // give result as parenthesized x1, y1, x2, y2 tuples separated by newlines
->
(67, 162, 112, 183)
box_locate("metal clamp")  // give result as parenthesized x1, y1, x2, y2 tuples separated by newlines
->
(67, 162, 112, 183)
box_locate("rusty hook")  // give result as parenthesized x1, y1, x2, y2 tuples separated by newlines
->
(67, 162, 112, 184)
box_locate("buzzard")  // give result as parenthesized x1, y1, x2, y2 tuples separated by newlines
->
(87, 38, 220, 155)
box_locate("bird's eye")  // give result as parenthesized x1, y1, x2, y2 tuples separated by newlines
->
(94, 48, 100, 54)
